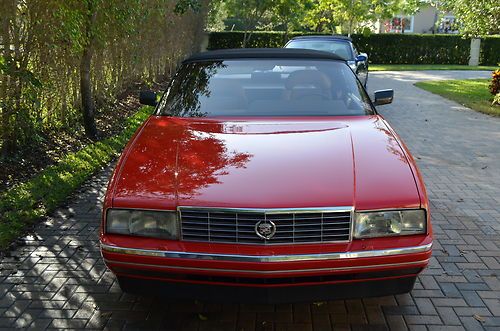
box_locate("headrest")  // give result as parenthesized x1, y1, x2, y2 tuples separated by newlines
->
(335, 49, 349, 60)
(285, 70, 332, 90)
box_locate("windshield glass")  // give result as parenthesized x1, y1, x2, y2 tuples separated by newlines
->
(156, 59, 373, 117)
(285, 40, 354, 60)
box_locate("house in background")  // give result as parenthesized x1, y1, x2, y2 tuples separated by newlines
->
(374, 3, 458, 34)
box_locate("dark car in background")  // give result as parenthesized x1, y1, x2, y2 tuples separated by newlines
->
(285, 35, 369, 86)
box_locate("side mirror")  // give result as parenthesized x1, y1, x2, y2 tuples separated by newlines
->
(374, 89, 394, 106)
(356, 54, 367, 62)
(139, 90, 157, 106)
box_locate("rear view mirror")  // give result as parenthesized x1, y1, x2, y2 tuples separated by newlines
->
(356, 54, 367, 62)
(139, 90, 157, 106)
(374, 89, 394, 106)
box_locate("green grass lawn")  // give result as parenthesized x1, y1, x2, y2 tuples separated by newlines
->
(370, 64, 498, 71)
(415, 79, 500, 116)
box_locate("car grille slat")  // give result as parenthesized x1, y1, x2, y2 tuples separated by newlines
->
(180, 208, 352, 245)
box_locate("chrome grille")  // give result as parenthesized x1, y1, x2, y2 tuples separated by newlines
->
(179, 207, 352, 244)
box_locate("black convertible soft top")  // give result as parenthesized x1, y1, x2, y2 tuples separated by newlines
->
(184, 48, 345, 63)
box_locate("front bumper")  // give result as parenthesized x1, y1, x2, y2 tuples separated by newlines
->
(101, 237, 431, 302)
(116, 273, 419, 303)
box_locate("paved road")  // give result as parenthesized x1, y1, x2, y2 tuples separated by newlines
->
(1, 71, 499, 330)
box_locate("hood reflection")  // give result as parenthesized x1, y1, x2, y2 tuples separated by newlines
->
(114, 115, 418, 211)
(373, 118, 408, 164)
(117, 118, 252, 201)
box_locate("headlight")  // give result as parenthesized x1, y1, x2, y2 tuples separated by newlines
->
(354, 209, 426, 239)
(106, 209, 179, 239)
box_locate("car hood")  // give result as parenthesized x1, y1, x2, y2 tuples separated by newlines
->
(111, 116, 420, 211)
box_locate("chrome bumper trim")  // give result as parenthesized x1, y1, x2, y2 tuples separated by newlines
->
(101, 242, 432, 263)
(177, 206, 354, 214)
(104, 258, 429, 274)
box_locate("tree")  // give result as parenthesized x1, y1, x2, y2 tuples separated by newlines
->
(206, 0, 228, 31)
(0, 0, 209, 156)
(303, 0, 340, 33)
(54, 0, 206, 140)
(271, 0, 308, 40)
(225, 0, 275, 46)
(79, 0, 99, 139)
(303, 0, 421, 35)
(442, 0, 500, 36)
(0, 0, 41, 155)
(0, 1, 16, 156)
(175, 0, 203, 14)
(50, 0, 143, 139)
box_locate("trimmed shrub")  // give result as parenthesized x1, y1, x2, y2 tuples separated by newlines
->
(208, 31, 500, 65)
(208, 31, 321, 49)
(351, 34, 470, 64)
(481, 36, 500, 66)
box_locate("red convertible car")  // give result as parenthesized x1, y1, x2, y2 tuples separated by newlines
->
(100, 49, 432, 303)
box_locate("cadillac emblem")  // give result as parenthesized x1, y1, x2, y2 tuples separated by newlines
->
(255, 220, 276, 240)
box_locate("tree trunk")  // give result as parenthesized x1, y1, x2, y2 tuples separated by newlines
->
(80, 44, 97, 139)
(0, 0, 15, 156)
(244, 30, 255, 47)
(284, 21, 289, 44)
(79, 5, 97, 139)
(243, 29, 248, 48)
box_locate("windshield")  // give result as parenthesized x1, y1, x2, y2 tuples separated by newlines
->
(156, 59, 373, 118)
(285, 40, 354, 60)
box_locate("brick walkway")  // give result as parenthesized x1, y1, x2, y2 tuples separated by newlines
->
(1, 71, 499, 330)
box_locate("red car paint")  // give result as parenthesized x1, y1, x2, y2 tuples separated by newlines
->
(110, 116, 421, 210)
(100, 114, 432, 297)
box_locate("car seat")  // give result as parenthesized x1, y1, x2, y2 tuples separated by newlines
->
(284, 70, 333, 101)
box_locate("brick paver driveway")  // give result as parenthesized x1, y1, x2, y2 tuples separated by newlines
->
(1, 71, 499, 330)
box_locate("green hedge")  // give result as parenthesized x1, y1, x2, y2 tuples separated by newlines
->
(208, 31, 311, 49)
(0, 107, 152, 250)
(208, 31, 500, 65)
(481, 36, 500, 66)
(351, 34, 470, 64)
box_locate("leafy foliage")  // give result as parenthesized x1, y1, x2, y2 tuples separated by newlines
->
(224, 0, 275, 46)
(302, 0, 420, 34)
(206, 0, 228, 31)
(219, 0, 422, 35)
(175, 0, 203, 14)
(208, 31, 500, 65)
(442, 0, 500, 37)
(0, 107, 152, 250)
(0, 0, 209, 156)
(352, 34, 471, 64)
(271, 0, 309, 34)
(208, 31, 295, 49)
(489, 70, 500, 96)
(493, 93, 500, 106)
(480, 36, 500, 66)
